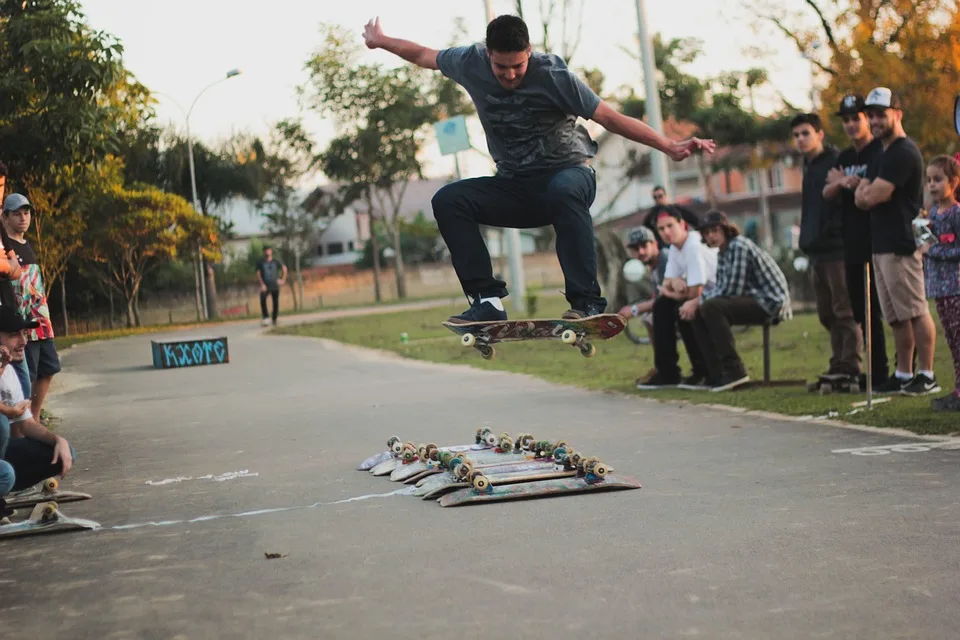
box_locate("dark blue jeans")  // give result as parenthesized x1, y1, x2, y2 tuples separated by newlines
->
(431, 164, 605, 310)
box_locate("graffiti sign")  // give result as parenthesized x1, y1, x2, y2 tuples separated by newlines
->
(151, 337, 230, 369)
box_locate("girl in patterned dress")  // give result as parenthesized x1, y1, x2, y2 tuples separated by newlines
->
(922, 155, 960, 411)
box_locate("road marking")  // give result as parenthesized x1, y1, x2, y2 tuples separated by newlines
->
(832, 439, 960, 456)
(144, 470, 258, 486)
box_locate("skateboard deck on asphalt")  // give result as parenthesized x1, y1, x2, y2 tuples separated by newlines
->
(443, 313, 626, 360)
(361, 429, 502, 471)
(4, 478, 91, 509)
(389, 449, 535, 482)
(422, 467, 581, 500)
(413, 458, 567, 496)
(438, 473, 642, 507)
(0, 502, 100, 539)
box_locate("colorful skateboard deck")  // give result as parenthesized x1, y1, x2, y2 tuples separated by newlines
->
(0, 502, 100, 538)
(438, 473, 642, 507)
(414, 459, 570, 496)
(443, 313, 626, 360)
(4, 478, 91, 509)
(423, 468, 579, 500)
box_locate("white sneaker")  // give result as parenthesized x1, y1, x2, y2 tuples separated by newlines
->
(260, 318, 270, 327)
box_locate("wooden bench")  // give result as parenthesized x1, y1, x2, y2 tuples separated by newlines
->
(151, 337, 230, 369)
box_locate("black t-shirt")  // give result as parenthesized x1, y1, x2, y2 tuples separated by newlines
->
(866, 136, 924, 256)
(835, 138, 883, 263)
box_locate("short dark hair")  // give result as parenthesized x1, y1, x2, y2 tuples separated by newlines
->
(486, 15, 530, 53)
(652, 185, 665, 194)
(263, 246, 272, 253)
(790, 113, 822, 132)
(0, 161, 7, 179)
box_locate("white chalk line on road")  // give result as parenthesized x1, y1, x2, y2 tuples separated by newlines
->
(832, 439, 960, 456)
(144, 470, 259, 486)
(107, 486, 417, 531)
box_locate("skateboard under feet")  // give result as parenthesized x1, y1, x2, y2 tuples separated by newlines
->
(807, 374, 862, 395)
(442, 314, 626, 361)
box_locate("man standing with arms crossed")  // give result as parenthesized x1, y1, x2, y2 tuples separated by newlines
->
(362, 14, 714, 323)
(855, 88, 938, 395)
(822, 95, 889, 390)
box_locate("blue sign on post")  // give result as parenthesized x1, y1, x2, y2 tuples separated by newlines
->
(433, 115, 472, 156)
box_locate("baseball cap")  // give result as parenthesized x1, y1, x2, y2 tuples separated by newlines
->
(0, 307, 40, 333)
(864, 87, 903, 111)
(2, 193, 31, 213)
(836, 94, 865, 116)
(626, 226, 655, 248)
(696, 210, 732, 231)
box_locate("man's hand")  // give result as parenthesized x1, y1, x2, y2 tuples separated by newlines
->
(277, 279, 286, 287)
(668, 138, 716, 161)
(678, 298, 700, 321)
(363, 17, 386, 49)
(51, 436, 73, 477)
(260, 283, 267, 293)
(826, 167, 845, 184)
(0, 345, 10, 367)
(618, 304, 636, 318)
(845, 175, 862, 190)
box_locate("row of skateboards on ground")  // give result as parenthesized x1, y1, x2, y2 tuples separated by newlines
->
(0, 478, 99, 539)
(358, 428, 641, 506)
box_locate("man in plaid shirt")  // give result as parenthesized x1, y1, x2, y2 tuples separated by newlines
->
(682, 211, 792, 391)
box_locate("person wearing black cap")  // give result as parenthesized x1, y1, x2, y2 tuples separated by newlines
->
(823, 94, 890, 389)
(690, 211, 791, 391)
(0, 307, 73, 520)
(619, 226, 665, 354)
(854, 87, 939, 396)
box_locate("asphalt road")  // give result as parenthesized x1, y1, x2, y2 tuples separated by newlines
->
(2, 311, 959, 639)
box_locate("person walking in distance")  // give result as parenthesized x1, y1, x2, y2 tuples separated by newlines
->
(822, 95, 890, 390)
(256, 247, 287, 327)
(792, 113, 862, 388)
(920, 155, 960, 410)
(1, 194, 60, 422)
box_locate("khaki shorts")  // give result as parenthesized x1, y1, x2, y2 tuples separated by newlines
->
(873, 252, 929, 323)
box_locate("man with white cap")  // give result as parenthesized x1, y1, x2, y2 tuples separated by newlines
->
(854, 87, 938, 396)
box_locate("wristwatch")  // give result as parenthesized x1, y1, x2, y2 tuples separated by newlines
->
(631, 304, 639, 317)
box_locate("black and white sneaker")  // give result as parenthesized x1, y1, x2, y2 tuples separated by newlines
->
(636, 373, 681, 390)
(677, 373, 711, 390)
(874, 376, 908, 394)
(900, 373, 941, 397)
(446, 298, 508, 325)
(710, 372, 750, 392)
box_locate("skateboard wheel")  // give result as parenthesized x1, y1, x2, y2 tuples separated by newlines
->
(483, 432, 498, 447)
(820, 384, 833, 396)
(480, 346, 496, 360)
(42, 502, 58, 518)
(561, 329, 577, 344)
(461, 333, 476, 348)
(580, 343, 596, 358)
(391, 441, 403, 455)
(43, 478, 59, 492)
(473, 475, 490, 491)
(386, 436, 401, 447)
(592, 463, 609, 477)
(555, 440, 569, 449)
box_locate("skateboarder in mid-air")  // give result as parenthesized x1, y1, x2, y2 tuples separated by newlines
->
(363, 14, 715, 324)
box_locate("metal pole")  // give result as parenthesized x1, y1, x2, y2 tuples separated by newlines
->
(634, 0, 670, 194)
(483, 0, 526, 312)
(865, 262, 873, 409)
(186, 122, 208, 320)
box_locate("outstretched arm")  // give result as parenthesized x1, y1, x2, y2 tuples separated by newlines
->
(363, 17, 439, 70)
(590, 102, 716, 162)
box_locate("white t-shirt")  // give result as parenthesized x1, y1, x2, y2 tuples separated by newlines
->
(664, 229, 718, 290)
(0, 364, 31, 423)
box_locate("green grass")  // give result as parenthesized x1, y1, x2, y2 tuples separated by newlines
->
(276, 293, 960, 436)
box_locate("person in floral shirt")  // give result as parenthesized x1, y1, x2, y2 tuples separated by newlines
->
(1, 194, 59, 422)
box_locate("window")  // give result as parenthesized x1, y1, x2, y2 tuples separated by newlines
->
(769, 164, 785, 189)
(316, 244, 325, 256)
(327, 242, 344, 255)
(746, 172, 759, 194)
(347, 241, 355, 251)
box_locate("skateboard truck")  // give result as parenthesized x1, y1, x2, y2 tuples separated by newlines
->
(459, 333, 496, 360)
(559, 329, 596, 358)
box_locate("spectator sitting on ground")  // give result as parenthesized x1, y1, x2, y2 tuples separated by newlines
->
(637, 207, 717, 389)
(687, 211, 792, 391)
(0, 307, 73, 521)
(619, 226, 666, 344)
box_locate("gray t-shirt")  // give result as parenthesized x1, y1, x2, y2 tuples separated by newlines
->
(436, 45, 601, 178)
(257, 259, 283, 291)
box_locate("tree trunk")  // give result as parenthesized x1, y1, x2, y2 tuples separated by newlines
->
(595, 229, 630, 313)
(295, 248, 305, 309)
(133, 290, 142, 327)
(370, 222, 383, 302)
(391, 221, 407, 299)
(59, 276, 69, 337)
(757, 167, 774, 250)
(204, 261, 219, 319)
(108, 287, 115, 330)
(125, 296, 136, 328)
(698, 155, 719, 208)
(194, 259, 203, 321)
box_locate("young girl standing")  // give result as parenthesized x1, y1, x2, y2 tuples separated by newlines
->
(923, 155, 960, 411)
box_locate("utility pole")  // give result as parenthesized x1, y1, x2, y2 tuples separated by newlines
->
(483, 0, 527, 312)
(634, 0, 670, 196)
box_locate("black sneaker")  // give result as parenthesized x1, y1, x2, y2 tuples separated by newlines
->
(874, 376, 908, 394)
(0, 499, 14, 519)
(900, 373, 941, 397)
(677, 373, 711, 390)
(636, 372, 681, 390)
(562, 303, 606, 320)
(446, 298, 508, 325)
(931, 391, 960, 412)
(710, 371, 750, 392)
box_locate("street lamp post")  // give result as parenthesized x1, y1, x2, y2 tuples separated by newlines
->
(634, 0, 670, 195)
(159, 69, 242, 320)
